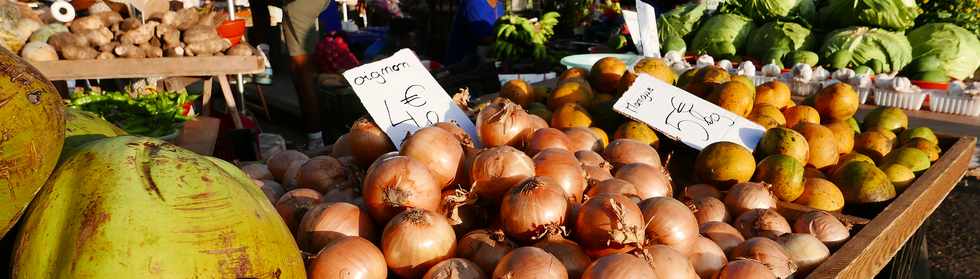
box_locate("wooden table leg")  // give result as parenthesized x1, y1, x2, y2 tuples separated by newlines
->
(202, 77, 214, 116)
(217, 75, 245, 129)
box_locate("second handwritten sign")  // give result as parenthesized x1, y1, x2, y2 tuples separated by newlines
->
(613, 74, 766, 151)
(343, 49, 478, 148)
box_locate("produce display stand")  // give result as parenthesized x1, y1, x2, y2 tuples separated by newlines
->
(29, 55, 267, 129)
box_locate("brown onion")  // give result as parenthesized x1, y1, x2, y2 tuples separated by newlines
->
(401, 127, 465, 187)
(615, 163, 672, 200)
(777, 233, 830, 275)
(683, 184, 722, 201)
(565, 201, 582, 233)
(639, 197, 700, 254)
(603, 139, 662, 169)
(422, 258, 486, 279)
(688, 236, 727, 279)
(309, 236, 387, 279)
(735, 209, 792, 240)
(298, 202, 376, 253)
(330, 133, 353, 157)
(435, 121, 476, 149)
(583, 165, 614, 188)
(268, 150, 309, 182)
(297, 156, 351, 193)
(441, 188, 485, 235)
(574, 150, 611, 170)
(564, 127, 603, 152)
(493, 247, 568, 279)
(362, 156, 442, 224)
(575, 194, 646, 257)
(724, 182, 778, 216)
(526, 128, 573, 156)
(242, 163, 273, 180)
(469, 146, 535, 200)
(367, 151, 401, 174)
(581, 254, 655, 279)
(688, 196, 730, 225)
(715, 259, 776, 279)
(534, 235, 592, 279)
(258, 179, 285, 204)
(731, 237, 798, 278)
(322, 186, 363, 206)
(534, 150, 587, 203)
(348, 117, 396, 167)
(699, 221, 745, 255)
(792, 211, 851, 247)
(457, 229, 517, 273)
(638, 244, 700, 279)
(382, 208, 457, 278)
(525, 115, 550, 138)
(476, 100, 530, 147)
(282, 159, 309, 189)
(500, 177, 569, 242)
(535, 148, 582, 165)
(585, 179, 640, 202)
(275, 188, 323, 233)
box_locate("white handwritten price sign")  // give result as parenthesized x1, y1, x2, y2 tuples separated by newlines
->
(613, 74, 766, 151)
(343, 49, 479, 148)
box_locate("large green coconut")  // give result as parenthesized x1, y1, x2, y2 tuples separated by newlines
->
(61, 107, 127, 162)
(0, 47, 65, 238)
(832, 161, 896, 204)
(13, 136, 305, 278)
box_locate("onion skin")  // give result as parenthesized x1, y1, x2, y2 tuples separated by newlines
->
(401, 127, 465, 188)
(441, 188, 486, 235)
(331, 133, 353, 157)
(367, 151, 401, 174)
(581, 254, 655, 279)
(476, 100, 530, 147)
(688, 197, 730, 225)
(639, 197, 700, 254)
(682, 184, 722, 201)
(457, 229, 517, 273)
(298, 202, 376, 253)
(422, 258, 486, 279)
(724, 182, 778, 216)
(731, 237, 799, 279)
(734, 209, 792, 240)
(585, 179, 640, 202)
(500, 177, 569, 242)
(526, 128, 572, 156)
(699, 221, 745, 256)
(322, 186, 362, 206)
(574, 150, 611, 170)
(575, 194, 646, 257)
(792, 211, 851, 247)
(715, 259, 777, 279)
(534, 236, 593, 279)
(534, 151, 587, 203)
(615, 163, 672, 200)
(381, 209, 458, 279)
(348, 118, 396, 168)
(309, 236, 387, 279)
(687, 236, 727, 279)
(582, 165, 614, 189)
(281, 159, 309, 190)
(469, 146, 535, 201)
(777, 233, 830, 275)
(493, 247, 568, 279)
(362, 156, 442, 224)
(535, 148, 583, 165)
(638, 244, 700, 279)
(268, 150, 310, 182)
(297, 156, 351, 193)
(275, 188, 323, 233)
(242, 163, 273, 180)
(564, 127, 603, 152)
(258, 179, 285, 204)
(435, 121, 477, 149)
(603, 139, 662, 169)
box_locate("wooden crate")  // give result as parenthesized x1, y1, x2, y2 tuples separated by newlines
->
(29, 56, 265, 80)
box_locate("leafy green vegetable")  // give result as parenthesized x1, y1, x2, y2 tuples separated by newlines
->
(690, 13, 755, 58)
(68, 90, 197, 138)
(745, 21, 816, 62)
(657, 3, 707, 53)
(906, 23, 980, 80)
(741, 0, 815, 23)
(818, 0, 921, 30)
(915, 0, 979, 37)
(819, 27, 913, 74)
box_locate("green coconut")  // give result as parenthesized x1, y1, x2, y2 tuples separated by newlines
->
(61, 107, 127, 162)
(0, 47, 65, 238)
(12, 136, 305, 278)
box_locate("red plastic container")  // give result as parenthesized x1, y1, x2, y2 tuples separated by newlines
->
(217, 19, 247, 46)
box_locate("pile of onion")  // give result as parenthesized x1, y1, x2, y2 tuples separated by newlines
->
(683, 184, 722, 201)
(581, 254, 655, 279)
(731, 237, 799, 278)
(699, 221, 746, 255)
(500, 176, 569, 242)
(274, 188, 323, 232)
(242, 163, 273, 180)
(715, 259, 777, 279)
(688, 196, 730, 225)
(361, 156, 441, 223)
(533, 149, 587, 202)
(777, 233, 831, 274)
(476, 100, 530, 147)
(297, 202, 376, 253)
(308, 236, 387, 279)
(615, 163, 672, 200)
(492, 247, 568, 279)
(469, 146, 535, 200)
(734, 208, 792, 239)
(639, 197, 700, 254)
(457, 229, 517, 272)
(534, 235, 592, 278)
(724, 182, 778, 215)
(575, 194, 646, 257)
(381, 209, 457, 278)
(267, 150, 309, 182)
(422, 258, 485, 279)
(525, 128, 572, 156)
(564, 127, 603, 152)
(585, 179, 641, 202)
(638, 244, 700, 279)
(603, 139, 662, 169)
(688, 236, 728, 279)
(793, 211, 851, 247)
(348, 117, 396, 167)
(400, 126, 464, 187)
(296, 156, 351, 193)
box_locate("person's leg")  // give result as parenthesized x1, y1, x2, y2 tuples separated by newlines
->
(283, 0, 333, 150)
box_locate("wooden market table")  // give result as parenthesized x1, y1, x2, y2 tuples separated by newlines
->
(30, 56, 267, 129)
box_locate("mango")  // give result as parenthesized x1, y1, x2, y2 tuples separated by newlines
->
(898, 127, 938, 145)
(902, 138, 941, 162)
(823, 121, 855, 154)
(881, 163, 916, 192)
(832, 161, 896, 204)
(708, 81, 755, 117)
(756, 127, 810, 164)
(880, 147, 931, 174)
(814, 83, 859, 121)
(862, 107, 908, 134)
(754, 154, 805, 202)
(794, 178, 845, 211)
(695, 142, 756, 189)
(794, 123, 839, 170)
(590, 57, 627, 94)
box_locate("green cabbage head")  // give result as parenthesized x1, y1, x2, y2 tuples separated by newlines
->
(657, 3, 707, 53)
(690, 13, 755, 58)
(742, 0, 815, 23)
(818, 0, 921, 30)
(819, 26, 913, 74)
(746, 21, 816, 61)
(907, 23, 980, 80)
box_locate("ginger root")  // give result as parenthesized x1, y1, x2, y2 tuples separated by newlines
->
(93, 11, 124, 26)
(185, 38, 231, 56)
(182, 25, 220, 44)
(120, 22, 159, 45)
(119, 18, 142, 32)
(140, 44, 164, 58)
(61, 45, 99, 60)
(164, 46, 185, 57)
(21, 42, 58, 62)
(113, 44, 146, 58)
(156, 24, 181, 48)
(98, 41, 119, 53)
(69, 16, 105, 33)
(78, 27, 113, 47)
(174, 8, 201, 31)
(226, 43, 254, 56)
(149, 11, 177, 25)
(96, 52, 115, 59)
